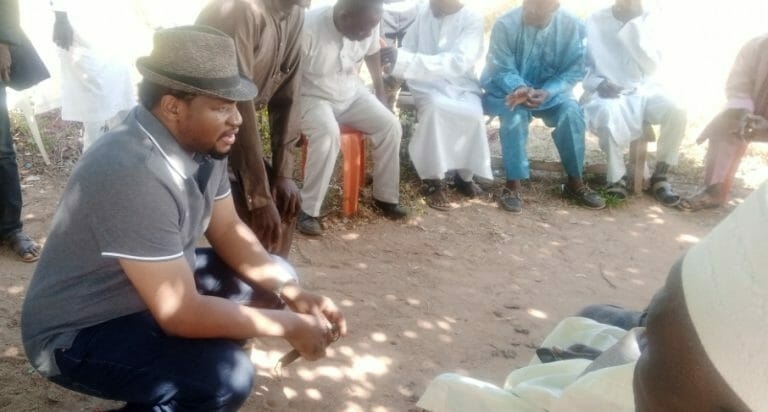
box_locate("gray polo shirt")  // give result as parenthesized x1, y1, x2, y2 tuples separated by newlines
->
(21, 106, 231, 377)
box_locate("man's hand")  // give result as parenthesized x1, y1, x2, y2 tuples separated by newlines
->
(53, 11, 74, 50)
(596, 80, 623, 99)
(271, 177, 301, 221)
(0, 43, 11, 83)
(506, 86, 532, 109)
(249, 202, 282, 253)
(281, 285, 348, 338)
(524, 89, 549, 109)
(380, 46, 397, 74)
(284, 312, 338, 361)
(737, 113, 768, 141)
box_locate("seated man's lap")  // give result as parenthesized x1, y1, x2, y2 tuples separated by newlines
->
(337, 91, 400, 137)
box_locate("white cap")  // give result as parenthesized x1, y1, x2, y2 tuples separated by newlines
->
(682, 180, 768, 410)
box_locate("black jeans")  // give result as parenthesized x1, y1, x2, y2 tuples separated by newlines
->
(49, 248, 286, 411)
(0, 86, 23, 237)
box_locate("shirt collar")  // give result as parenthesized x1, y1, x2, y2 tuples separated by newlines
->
(133, 105, 200, 179)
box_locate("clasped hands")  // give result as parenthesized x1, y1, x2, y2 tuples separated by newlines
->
(505, 86, 549, 109)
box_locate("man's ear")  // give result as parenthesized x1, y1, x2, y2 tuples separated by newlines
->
(158, 94, 182, 120)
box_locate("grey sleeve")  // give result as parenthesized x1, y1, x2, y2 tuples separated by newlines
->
(89, 177, 185, 261)
(214, 160, 231, 200)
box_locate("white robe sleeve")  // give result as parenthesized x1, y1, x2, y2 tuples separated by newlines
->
(392, 11, 484, 82)
(617, 13, 661, 76)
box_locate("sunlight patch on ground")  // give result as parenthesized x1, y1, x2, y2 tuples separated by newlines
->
(676, 234, 700, 244)
(527, 308, 548, 320)
(341, 233, 360, 241)
(417, 319, 434, 330)
(436, 320, 452, 331)
(340, 299, 355, 307)
(403, 330, 418, 339)
(406, 298, 421, 306)
(305, 388, 323, 400)
(371, 332, 387, 343)
(3, 346, 20, 357)
(355, 262, 368, 269)
(4, 286, 25, 295)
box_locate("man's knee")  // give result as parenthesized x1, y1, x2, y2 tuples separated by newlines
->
(187, 343, 254, 411)
(555, 100, 585, 125)
(305, 123, 341, 153)
(499, 107, 531, 136)
(383, 112, 403, 140)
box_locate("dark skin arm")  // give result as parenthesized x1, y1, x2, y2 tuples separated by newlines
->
(364, 51, 388, 106)
(52, 11, 73, 50)
(0, 42, 10, 83)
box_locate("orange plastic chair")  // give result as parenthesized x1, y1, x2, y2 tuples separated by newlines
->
(300, 126, 366, 216)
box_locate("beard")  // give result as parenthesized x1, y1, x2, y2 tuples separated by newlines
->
(208, 146, 230, 160)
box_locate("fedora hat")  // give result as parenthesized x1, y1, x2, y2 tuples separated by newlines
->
(136, 25, 257, 102)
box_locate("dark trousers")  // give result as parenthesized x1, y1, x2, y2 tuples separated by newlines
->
(0, 86, 23, 237)
(49, 248, 285, 411)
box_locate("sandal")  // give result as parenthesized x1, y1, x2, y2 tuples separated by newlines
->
(605, 178, 629, 200)
(678, 191, 721, 212)
(648, 178, 681, 207)
(455, 179, 484, 198)
(421, 181, 451, 211)
(3, 230, 41, 262)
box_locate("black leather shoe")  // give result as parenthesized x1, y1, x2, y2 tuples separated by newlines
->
(373, 198, 409, 219)
(297, 211, 323, 236)
(562, 184, 606, 210)
(497, 187, 522, 214)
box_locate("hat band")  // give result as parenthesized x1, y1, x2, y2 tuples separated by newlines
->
(145, 63, 242, 92)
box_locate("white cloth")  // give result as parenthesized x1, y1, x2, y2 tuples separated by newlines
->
(51, 0, 136, 123)
(417, 317, 637, 412)
(81, 110, 128, 152)
(299, 6, 401, 216)
(393, 4, 492, 180)
(682, 180, 768, 411)
(300, 6, 381, 105)
(582, 8, 685, 183)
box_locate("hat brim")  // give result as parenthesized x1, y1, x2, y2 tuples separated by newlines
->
(137, 57, 258, 102)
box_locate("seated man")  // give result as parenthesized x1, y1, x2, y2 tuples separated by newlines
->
(481, 0, 605, 214)
(21, 26, 346, 411)
(298, 0, 408, 236)
(418, 180, 768, 411)
(582, 0, 686, 206)
(381, 0, 492, 211)
(680, 33, 768, 211)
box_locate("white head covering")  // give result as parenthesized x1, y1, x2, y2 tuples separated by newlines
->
(682, 180, 768, 410)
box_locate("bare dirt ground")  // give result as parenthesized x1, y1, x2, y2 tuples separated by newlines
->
(0, 111, 760, 411)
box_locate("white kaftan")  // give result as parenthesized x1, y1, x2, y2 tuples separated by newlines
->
(417, 317, 638, 412)
(392, 4, 492, 181)
(581, 8, 686, 183)
(51, 1, 136, 128)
